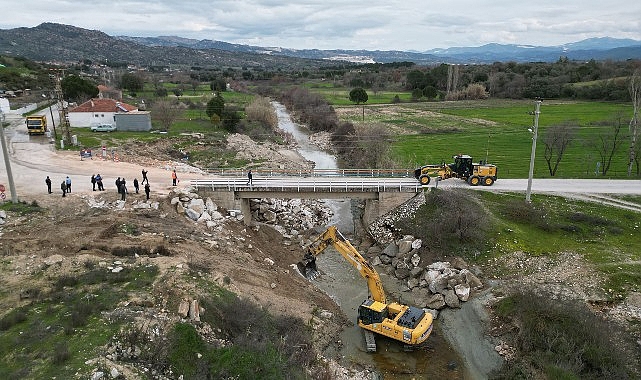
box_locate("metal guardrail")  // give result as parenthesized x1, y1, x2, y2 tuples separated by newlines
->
(203, 168, 415, 178)
(190, 177, 423, 193)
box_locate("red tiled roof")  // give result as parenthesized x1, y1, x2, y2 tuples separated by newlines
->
(69, 98, 137, 113)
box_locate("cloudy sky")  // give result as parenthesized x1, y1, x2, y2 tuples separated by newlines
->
(2, 0, 640, 51)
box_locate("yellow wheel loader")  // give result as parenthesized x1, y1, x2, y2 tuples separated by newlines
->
(298, 226, 433, 352)
(414, 154, 497, 186)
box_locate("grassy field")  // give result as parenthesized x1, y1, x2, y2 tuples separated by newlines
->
(328, 98, 635, 178)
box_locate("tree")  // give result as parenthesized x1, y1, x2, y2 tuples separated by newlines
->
(206, 93, 225, 122)
(61, 75, 99, 103)
(210, 78, 227, 92)
(588, 114, 628, 176)
(628, 69, 641, 176)
(542, 121, 578, 176)
(120, 72, 144, 94)
(151, 100, 181, 132)
(349, 87, 368, 121)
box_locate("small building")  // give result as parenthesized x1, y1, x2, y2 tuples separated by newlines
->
(68, 98, 137, 128)
(114, 111, 152, 131)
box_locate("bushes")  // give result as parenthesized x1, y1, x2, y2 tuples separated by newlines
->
(491, 291, 637, 379)
(154, 295, 314, 379)
(395, 189, 491, 257)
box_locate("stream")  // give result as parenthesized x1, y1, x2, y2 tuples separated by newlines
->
(274, 102, 477, 379)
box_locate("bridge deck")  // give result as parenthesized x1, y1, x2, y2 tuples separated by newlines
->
(190, 177, 422, 193)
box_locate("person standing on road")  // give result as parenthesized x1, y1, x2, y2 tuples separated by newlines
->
(171, 170, 178, 186)
(246, 169, 253, 186)
(91, 174, 96, 191)
(115, 177, 122, 193)
(60, 180, 67, 197)
(144, 183, 150, 200)
(141, 169, 149, 184)
(45, 176, 52, 194)
(120, 181, 127, 201)
(133, 178, 139, 194)
(65, 176, 72, 193)
(96, 174, 104, 191)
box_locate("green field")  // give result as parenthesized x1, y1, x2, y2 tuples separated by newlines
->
(327, 98, 635, 178)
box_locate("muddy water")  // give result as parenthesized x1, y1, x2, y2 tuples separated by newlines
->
(274, 102, 474, 379)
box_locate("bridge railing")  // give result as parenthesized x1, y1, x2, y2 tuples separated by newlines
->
(190, 177, 422, 193)
(202, 168, 415, 178)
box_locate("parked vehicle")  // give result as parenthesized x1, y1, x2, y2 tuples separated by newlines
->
(90, 124, 116, 132)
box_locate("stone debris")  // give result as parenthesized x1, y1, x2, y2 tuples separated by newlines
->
(370, 234, 483, 311)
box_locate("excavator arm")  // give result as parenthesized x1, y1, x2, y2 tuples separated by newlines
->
(299, 226, 387, 304)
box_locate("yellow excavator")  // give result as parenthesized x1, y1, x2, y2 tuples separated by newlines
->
(298, 225, 433, 352)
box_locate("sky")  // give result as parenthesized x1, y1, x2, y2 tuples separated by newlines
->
(1, 0, 640, 51)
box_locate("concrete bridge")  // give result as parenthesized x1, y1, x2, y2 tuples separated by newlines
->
(190, 176, 423, 225)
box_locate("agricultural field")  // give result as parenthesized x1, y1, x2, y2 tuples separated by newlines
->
(330, 98, 635, 179)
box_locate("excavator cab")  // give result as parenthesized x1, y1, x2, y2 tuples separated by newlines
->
(358, 299, 388, 325)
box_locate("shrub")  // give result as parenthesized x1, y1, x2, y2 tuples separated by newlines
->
(52, 342, 70, 365)
(0, 308, 28, 330)
(491, 291, 636, 379)
(396, 189, 491, 257)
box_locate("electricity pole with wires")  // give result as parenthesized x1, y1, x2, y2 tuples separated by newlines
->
(526, 99, 542, 203)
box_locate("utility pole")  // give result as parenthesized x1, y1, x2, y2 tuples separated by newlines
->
(526, 99, 542, 203)
(0, 110, 18, 203)
(52, 70, 72, 145)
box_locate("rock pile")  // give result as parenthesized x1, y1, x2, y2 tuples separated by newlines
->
(250, 198, 333, 238)
(369, 235, 483, 311)
(170, 189, 228, 231)
(171, 189, 333, 237)
(368, 193, 425, 245)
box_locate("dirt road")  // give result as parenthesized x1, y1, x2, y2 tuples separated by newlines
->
(0, 113, 209, 199)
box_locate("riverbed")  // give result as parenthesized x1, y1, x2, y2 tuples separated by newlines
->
(273, 101, 500, 379)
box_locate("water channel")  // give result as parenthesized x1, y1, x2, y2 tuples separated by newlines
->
(273, 102, 473, 379)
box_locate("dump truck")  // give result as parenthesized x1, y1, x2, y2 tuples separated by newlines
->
(25, 115, 48, 136)
(414, 154, 497, 186)
(298, 226, 433, 352)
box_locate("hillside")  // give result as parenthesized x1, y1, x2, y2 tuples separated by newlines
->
(1, 23, 640, 67)
(0, 23, 330, 69)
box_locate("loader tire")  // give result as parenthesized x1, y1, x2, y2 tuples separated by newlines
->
(468, 176, 481, 186)
(482, 177, 494, 186)
(419, 175, 431, 185)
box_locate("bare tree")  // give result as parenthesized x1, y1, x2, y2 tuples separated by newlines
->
(588, 113, 628, 176)
(542, 121, 578, 176)
(151, 99, 181, 132)
(628, 69, 641, 176)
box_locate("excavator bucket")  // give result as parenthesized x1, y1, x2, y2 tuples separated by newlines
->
(297, 252, 320, 280)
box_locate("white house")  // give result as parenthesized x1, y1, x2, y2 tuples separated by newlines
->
(68, 98, 137, 128)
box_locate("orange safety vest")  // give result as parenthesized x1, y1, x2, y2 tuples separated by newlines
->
(171, 171, 177, 179)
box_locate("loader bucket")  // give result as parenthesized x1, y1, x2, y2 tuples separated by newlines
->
(297, 253, 320, 280)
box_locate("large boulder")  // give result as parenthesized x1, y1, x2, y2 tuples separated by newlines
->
(443, 289, 461, 308)
(454, 283, 471, 301)
(426, 293, 446, 310)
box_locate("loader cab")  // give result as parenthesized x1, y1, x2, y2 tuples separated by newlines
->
(358, 299, 388, 325)
(452, 155, 473, 177)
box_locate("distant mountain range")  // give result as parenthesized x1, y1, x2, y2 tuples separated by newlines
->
(1, 23, 640, 67)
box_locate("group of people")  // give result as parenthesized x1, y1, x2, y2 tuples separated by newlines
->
(45, 176, 73, 197)
(47, 169, 152, 200)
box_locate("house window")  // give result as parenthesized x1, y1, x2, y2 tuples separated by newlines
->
(94, 115, 99, 118)
(101, 114, 105, 117)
